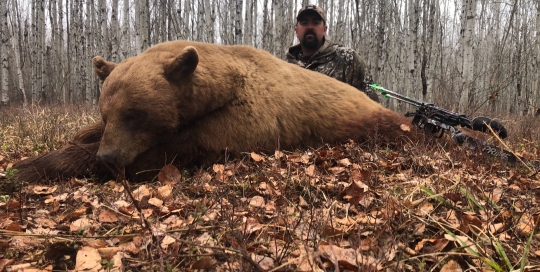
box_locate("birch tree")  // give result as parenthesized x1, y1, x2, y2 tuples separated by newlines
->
(31, 0, 46, 103)
(9, 1, 27, 107)
(534, 1, 540, 109)
(110, 0, 120, 62)
(459, 0, 477, 113)
(234, 0, 243, 44)
(0, 0, 9, 105)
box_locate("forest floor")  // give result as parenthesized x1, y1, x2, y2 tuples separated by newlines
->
(0, 105, 540, 272)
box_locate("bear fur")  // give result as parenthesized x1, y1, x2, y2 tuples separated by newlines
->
(13, 40, 420, 182)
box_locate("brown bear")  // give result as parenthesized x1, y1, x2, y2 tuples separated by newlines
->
(13, 40, 419, 182)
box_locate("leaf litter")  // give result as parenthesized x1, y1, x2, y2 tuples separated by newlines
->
(0, 139, 540, 271)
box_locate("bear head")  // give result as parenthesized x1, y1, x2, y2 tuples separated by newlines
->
(92, 46, 199, 171)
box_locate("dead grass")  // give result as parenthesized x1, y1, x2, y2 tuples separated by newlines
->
(0, 104, 99, 160)
(0, 106, 539, 271)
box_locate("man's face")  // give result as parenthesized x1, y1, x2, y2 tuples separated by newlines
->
(295, 14, 327, 50)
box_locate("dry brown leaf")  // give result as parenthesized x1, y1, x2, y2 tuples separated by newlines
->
(419, 202, 434, 216)
(5, 222, 23, 232)
(161, 235, 176, 249)
(318, 244, 381, 270)
(249, 196, 265, 208)
(33, 185, 57, 195)
(306, 164, 316, 177)
(414, 238, 449, 254)
(444, 234, 478, 253)
(328, 166, 346, 174)
(83, 239, 108, 248)
(0, 259, 13, 272)
(213, 164, 225, 173)
(340, 180, 369, 205)
(414, 223, 426, 236)
(70, 218, 98, 233)
(298, 195, 309, 208)
(251, 152, 265, 162)
(142, 208, 153, 218)
(446, 210, 461, 229)
(74, 246, 102, 271)
(114, 200, 131, 209)
(191, 256, 217, 269)
(98, 209, 119, 223)
(338, 158, 352, 167)
(119, 241, 140, 255)
(157, 184, 173, 201)
(98, 247, 120, 259)
(107, 181, 125, 192)
(194, 232, 216, 254)
(516, 213, 536, 237)
(6, 264, 53, 272)
(157, 164, 182, 184)
(0, 199, 19, 210)
(109, 251, 125, 272)
(250, 254, 275, 270)
(148, 197, 163, 207)
(491, 187, 503, 203)
(132, 185, 151, 202)
(44, 193, 68, 204)
(244, 217, 264, 234)
(440, 259, 463, 272)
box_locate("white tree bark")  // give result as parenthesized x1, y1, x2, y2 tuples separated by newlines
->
(534, 1, 540, 110)
(110, 0, 120, 62)
(121, 0, 131, 58)
(31, 0, 45, 104)
(234, 0, 243, 44)
(84, 0, 92, 104)
(9, 1, 27, 107)
(459, 0, 477, 113)
(0, 0, 9, 105)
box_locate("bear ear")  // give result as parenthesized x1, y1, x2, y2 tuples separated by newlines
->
(93, 56, 117, 81)
(164, 46, 199, 81)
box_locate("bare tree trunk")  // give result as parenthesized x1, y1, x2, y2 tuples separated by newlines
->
(110, 0, 120, 62)
(98, 0, 108, 58)
(0, 0, 9, 105)
(459, 0, 477, 113)
(234, 0, 243, 44)
(9, 1, 27, 107)
(121, 0, 131, 58)
(534, 1, 540, 110)
(374, 0, 387, 84)
(207, 0, 216, 43)
(272, 0, 280, 56)
(84, 0, 93, 104)
(183, 0, 191, 40)
(31, 0, 45, 104)
(262, 0, 272, 52)
(244, 0, 253, 46)
(404, 0, 419, 111)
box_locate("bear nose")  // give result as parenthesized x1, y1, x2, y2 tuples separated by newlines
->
(96, 152, 119, 167)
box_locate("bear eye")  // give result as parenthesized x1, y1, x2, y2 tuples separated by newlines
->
(123, 109, 148, 130)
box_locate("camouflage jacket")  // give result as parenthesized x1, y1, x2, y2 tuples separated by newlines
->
(286, 39, 379, 102)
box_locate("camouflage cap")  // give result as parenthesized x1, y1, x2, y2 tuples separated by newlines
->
(297, 4, 326, 24)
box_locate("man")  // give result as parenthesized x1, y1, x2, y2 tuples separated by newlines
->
(286, 4, 379, 102)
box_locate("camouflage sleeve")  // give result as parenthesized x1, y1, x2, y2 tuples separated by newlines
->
(349, 51, 379, 102)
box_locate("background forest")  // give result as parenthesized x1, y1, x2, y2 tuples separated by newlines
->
(0, 0, 539, 116)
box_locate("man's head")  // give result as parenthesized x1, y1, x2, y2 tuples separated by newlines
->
(295, 4, 327, 52)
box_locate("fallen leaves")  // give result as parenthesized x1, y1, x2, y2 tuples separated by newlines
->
(1, 142, 540, 271)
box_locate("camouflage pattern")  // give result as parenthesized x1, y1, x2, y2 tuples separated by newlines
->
(286, 39, 379, 102)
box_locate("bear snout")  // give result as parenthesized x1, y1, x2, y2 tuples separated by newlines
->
(96, 151, 121, 173)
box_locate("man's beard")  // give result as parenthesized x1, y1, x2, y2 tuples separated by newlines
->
(302, 31, 320, 49)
